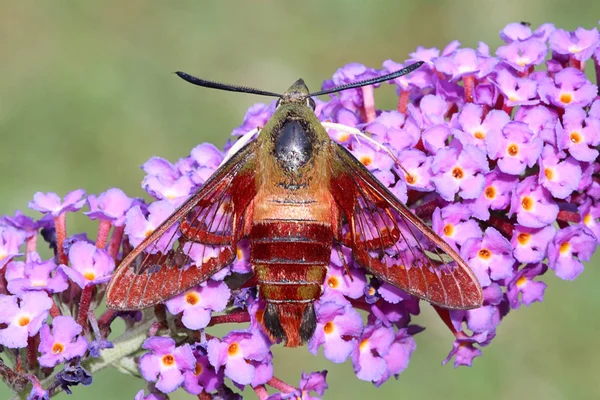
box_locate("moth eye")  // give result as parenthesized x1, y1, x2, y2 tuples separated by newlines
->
(307, 97, 316, 111)
(276, 98, 283, 108)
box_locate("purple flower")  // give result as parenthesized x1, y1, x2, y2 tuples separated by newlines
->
(85, 188, 136, 226)
(432, 204, 482, 248)
(142, 156, 195, 201)
(454, 103, 510, 149)
(556, 106, 600, 162)
(434, 48, 497, 80)
(308, 299, 363, 364)
(182, 350, 223, 395)
(466, 168, 518, 221)
(515, 105, 559, 146)
(207, 331, 271, 386)
(461, 227, 515, 287)
(511, 225, 556, 264)
(492, 68, 539, 106)
(0, 292, 52, 348)
(60, 241, 115, 288)
(134, 390, 168, 400)
(38, 316, 88, 367)
(443, 331, 491, 367)
(430, 145, 489, 201)
(486, 121, 543, 175)
(547, 226, 596, 280)
(549, 27, 600, 62)
(231, 103, 274, 136)
(509, 176, 559, 228)
(396, 149, 434, 192)
(507, 263, 548, 308)
(579, 199, 600, 241)
(125, 201, 178, 253)
(538, 67, 597, 108)
(190, 143, 224, 170)
(139, 337, 196, 393)
(324, 249, 366, 300)
(5, 252, 68, 295)
(538, 145, 582, 199)
(28, 189, 86, 217)
(351, 324, 395, 382)
(496, 38, 547, 72)
(0, 226, 25, 269)
(165, 280, 231, 330)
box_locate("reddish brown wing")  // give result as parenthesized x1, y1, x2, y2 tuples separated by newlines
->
(330, 143, 483, 309)
(106, 141, 258, 310)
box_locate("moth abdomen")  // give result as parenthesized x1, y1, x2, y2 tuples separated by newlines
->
(250, 221, 331, 347)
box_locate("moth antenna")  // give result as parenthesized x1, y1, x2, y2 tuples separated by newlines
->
(175, 72, 283, 98)
(309, 61, 424, 97)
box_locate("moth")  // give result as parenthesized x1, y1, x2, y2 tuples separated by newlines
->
(106, 62, 483, 347)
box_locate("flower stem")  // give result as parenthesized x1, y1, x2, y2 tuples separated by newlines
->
(463, 74, 475, 103)
(253, 384, 269, 400)
(397, 90, 411, 114)
(53, 214, 68, 266)
(107, 225, 125, 259)
(77, 285, 94, 331)
(208, 311, 251, 327)
(95, 220, 112, 249)
(361, 85, 376, 123)
(267, 376, 297, 394)
(26, 334, 40, 372)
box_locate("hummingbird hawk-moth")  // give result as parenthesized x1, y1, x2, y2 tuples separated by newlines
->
(106, 62, 483, 347)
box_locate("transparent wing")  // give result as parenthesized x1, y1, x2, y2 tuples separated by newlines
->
(330, 143, 483, 309)
(106, 141, 257, 310)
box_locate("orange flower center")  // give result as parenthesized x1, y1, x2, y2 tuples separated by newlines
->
(405, 174, 416, 185)
(452, 167, 464, 179)
(517, 233, 530, 245)
(162, 354, 175, 366)
(484, 186, 496, 199)
(359, 339, 369, 351)
(367, 286, 376, 296)
(52, 343, 65, 354)
(570, 132, 581, 144)
(507, 144, 519, 156)
(360, 156, 372, 167)
(195, 363, 203, 376)
(327, 276, 339, 288)
(544, 168, 553, 180)
(323, 322, 334, 334)
(559, 242, 571, 254)
(185, 293, 199, 306)
(559, 92, 573, 104)
(583, 214, 592, 225)
(478, 249, 492, 259)
(83, 271, 96, 281)
(18, 316, 30, 327)
(516, 276, 528, 288)
(474, 131, 485, 140)
(443, 224, 454, 236)
(521, 196, 533, 211)
(227, 343, 239, 356)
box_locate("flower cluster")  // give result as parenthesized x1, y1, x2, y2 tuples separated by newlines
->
(1, 21, 599, 399)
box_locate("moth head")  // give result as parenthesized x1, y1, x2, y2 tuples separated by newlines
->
(277, 79, 316, 110)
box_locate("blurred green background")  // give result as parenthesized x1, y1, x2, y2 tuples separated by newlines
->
(1, 1, 600, 399)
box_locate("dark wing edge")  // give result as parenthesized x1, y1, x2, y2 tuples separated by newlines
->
(330, 142, 483, 309)
(106, 140, 258, 310)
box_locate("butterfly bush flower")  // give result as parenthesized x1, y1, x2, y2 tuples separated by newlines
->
(1, 21, 600, 400)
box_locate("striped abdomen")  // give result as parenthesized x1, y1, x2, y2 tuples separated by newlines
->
(250, 221, 332, 347)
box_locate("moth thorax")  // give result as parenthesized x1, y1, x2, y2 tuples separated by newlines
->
(273, 119, 313, 171)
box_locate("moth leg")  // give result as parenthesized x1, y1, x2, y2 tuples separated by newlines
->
(321, 122, 409, 176)
(220, 127, 260, 166)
